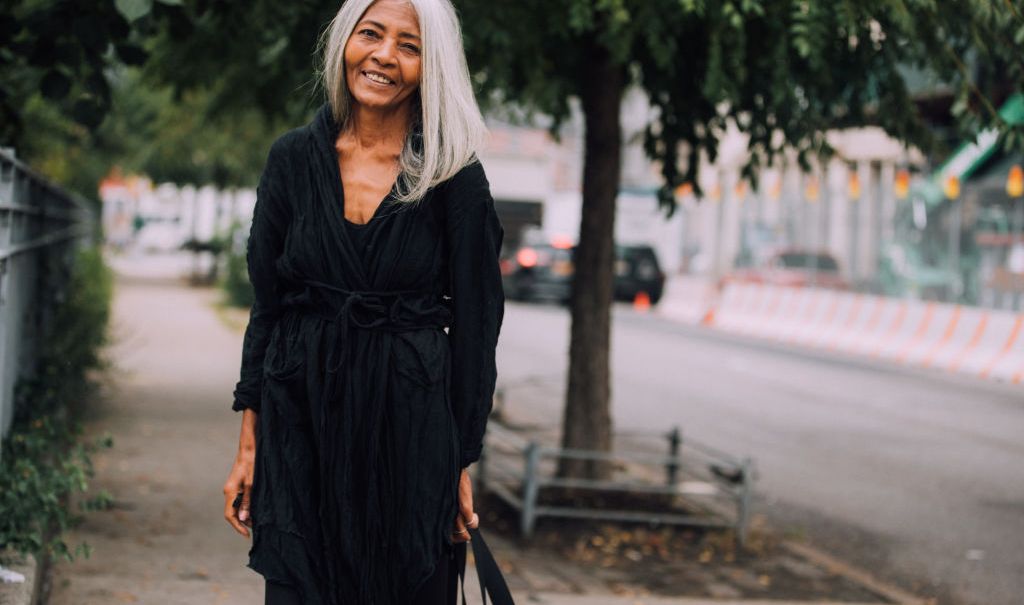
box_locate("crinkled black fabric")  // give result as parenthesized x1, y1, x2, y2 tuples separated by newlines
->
(231, 102, 505, 604)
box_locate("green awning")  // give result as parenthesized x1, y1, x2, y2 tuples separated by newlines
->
(915, 93, 1024, 208)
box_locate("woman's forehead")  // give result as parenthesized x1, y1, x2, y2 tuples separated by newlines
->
(359, 0, 421, 35)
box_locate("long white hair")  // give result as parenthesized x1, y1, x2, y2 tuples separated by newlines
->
(317, 0, 487, 204)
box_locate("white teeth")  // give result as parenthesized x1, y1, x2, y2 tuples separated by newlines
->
(364, 72, 392, 84)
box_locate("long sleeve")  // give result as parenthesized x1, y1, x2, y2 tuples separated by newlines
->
(443, 160, 506, 468)
(231, 140, 291, 413)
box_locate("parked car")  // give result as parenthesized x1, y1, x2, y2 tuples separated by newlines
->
(500, 238, 666, 305)
(500, 239, 575, 303)
(610, 243, 665, 304)
(719, 248, 848, 290)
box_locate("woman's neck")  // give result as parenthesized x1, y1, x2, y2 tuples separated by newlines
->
(339, 102, 411, 156)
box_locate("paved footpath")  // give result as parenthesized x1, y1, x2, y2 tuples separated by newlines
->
(45, 272, 266, 605)
(42, 255, 875, 605)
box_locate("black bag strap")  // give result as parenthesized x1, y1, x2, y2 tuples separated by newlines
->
(455, 526, 515, 605)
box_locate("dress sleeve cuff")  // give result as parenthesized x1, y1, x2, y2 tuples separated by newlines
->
(460, 446, 482, 469)
(232, 398, 260, 414)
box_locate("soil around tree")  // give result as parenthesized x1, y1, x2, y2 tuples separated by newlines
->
(477, 490, 898, 603)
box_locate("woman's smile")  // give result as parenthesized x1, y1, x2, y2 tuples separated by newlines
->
(362, 70, 395, 86)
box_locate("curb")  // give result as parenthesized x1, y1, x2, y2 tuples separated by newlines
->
(0, 548, 43, 605)
(520, 595, 889, 605)
(781, 541, 931, 605)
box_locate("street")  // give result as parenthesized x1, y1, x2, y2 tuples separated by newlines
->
(497, 299, 1024, 605)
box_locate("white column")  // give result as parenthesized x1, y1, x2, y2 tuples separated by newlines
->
(720, 169, 742, 273)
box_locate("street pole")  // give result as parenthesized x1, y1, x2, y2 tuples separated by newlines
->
(894, 168, 910, 296)
(874, 162, 884, 294)
(805, 173, 820, 287)
(713, 177, 723, 282)
(1014, 201, 1023, 311)
(944, 175, 962, 303)
(737, 181, 749, 266)
(1007, 164, 1023, 311)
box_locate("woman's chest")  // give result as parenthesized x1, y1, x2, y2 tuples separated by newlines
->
(281, 180, 449, 293)
(338, 158, 399, 225)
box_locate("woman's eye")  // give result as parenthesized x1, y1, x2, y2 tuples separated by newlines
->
(359, 29, 380, 38)
(402, 44, 421, 54)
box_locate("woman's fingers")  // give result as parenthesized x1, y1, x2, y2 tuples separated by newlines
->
(223, 483, 250, 538)
(458, 468, 474, 524)
(453, 468, 479, 541)
(451, 511, 470, 543)
(224, 452, 255, 538)
(239, 481, 253, 527)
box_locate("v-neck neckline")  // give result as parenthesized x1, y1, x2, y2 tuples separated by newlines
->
(341, 179, 397, 226)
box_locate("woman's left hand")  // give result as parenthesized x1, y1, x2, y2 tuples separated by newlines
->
(451, 468, 479, 543)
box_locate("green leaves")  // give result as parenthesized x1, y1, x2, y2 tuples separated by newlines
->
(40, 71, 71, 100)
(1, 248, 115, 563)
(115, 0, 152, 22)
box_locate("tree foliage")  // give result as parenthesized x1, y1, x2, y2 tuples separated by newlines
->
(0, 0, 183, 148)
(457, 0, 1023, 211)
(1, 1, 288, 194)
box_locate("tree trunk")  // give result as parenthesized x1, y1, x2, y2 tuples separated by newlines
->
(556, 38, 625, 481)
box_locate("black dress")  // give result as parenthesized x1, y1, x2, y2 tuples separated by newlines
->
(232, 102, 505, 605)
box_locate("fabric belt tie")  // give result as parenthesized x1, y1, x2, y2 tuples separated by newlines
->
(284, 277, 451, 375)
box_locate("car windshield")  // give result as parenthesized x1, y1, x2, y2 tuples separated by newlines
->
(778, 253, 839, 271)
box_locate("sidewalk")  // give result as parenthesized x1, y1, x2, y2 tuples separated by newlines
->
(44, 270, 264, 604)
(40, 254, 906, 605)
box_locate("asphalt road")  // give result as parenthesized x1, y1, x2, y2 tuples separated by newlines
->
(495, 299, 1024, 605)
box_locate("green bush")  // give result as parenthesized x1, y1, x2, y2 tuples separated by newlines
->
(0, 245, 115, 565)
(220, 229, 254, 309)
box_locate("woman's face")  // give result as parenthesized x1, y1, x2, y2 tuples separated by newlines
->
(344, 0, 422, 114)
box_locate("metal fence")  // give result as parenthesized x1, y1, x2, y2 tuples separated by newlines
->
(477, 419, 756, 545)
(0, 149, 97, 454)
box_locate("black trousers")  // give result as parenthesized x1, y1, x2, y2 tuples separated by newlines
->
(264, 542, 462, 604)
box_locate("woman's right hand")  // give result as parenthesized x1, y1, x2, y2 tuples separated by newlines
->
(224, 409, 258, 537)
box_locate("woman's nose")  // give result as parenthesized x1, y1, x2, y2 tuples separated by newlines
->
(370, 40, 398, 66)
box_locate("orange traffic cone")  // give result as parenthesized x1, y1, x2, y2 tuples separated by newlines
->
(700, 307, 716, 325)
(633, 290, 651, 311)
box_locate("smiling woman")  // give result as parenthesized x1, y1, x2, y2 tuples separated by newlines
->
(344, 5, 422, 112)
(221, 1, 509, 605)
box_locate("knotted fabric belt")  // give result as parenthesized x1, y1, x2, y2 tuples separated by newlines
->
(280, 277, 453, 374)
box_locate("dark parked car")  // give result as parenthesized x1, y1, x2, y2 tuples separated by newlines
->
(500, 239, 666, 305)
(611, 244, 665, 304)
(500, 240, 575, 303)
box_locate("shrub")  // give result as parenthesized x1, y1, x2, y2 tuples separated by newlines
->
(0, 245, 115, 565)
(220, 221, 254, 308)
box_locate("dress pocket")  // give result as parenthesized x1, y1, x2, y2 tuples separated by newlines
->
(263, 321, 305, 380)
(391, 329, 446, 387)
(262, 325, 308, 425)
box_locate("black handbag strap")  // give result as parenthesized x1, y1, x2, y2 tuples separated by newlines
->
(455, 526, 515, 605)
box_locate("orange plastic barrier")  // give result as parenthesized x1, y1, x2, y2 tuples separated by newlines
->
(703, 283, 1024, 386)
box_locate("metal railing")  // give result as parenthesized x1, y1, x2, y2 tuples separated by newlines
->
(0, 149, 97, 453)
(477, 418, 756, 546)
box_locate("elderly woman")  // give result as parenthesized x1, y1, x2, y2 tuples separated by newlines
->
(221, 0, 505, 603)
